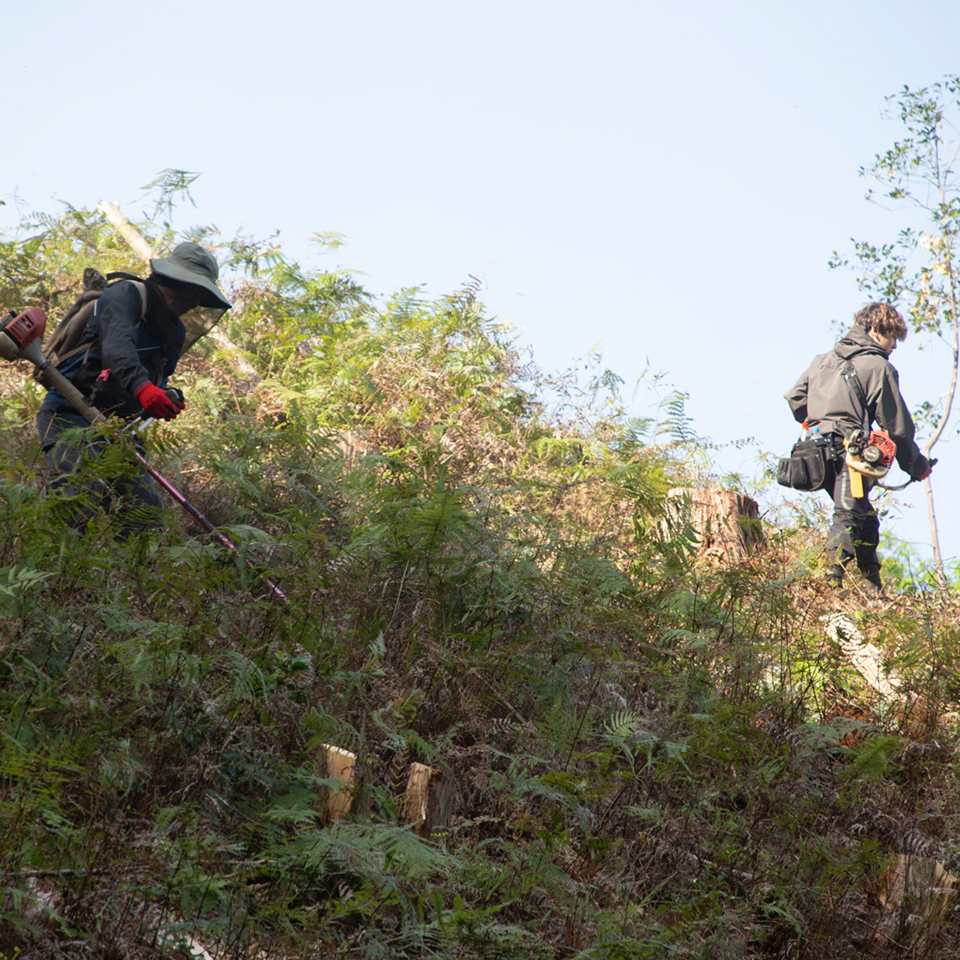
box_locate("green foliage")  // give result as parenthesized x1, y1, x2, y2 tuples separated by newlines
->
(0, 186, 959, 959)
(829, 78, 960, 427)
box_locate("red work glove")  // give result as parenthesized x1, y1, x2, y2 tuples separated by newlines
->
(136, 382, 185, 420)
(916, 463, 933, 482)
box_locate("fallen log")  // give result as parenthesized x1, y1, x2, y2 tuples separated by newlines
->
(822, 614, 902, 699)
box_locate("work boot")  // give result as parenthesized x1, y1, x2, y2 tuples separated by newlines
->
(825, 564, 845, 589)
(859, 564, 883, 599)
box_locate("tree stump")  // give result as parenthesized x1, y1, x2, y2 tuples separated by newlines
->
(336, 429, 380, 470)
(882, 854, 958, 919)
(401, 762, 455, 838)
(667, 487, 762, 564)
(318, 744, 356, 821)
(875, 853, 959, 947)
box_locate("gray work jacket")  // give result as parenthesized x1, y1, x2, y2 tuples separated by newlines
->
(784, 326, 929, 479)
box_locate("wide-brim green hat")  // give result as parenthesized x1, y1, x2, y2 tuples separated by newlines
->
(150, 242, 232, 311)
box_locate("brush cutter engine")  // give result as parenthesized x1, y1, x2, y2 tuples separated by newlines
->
(0, 307, 47, 363)
(845, 428, 896, 480)
(0, 306, 104, 424)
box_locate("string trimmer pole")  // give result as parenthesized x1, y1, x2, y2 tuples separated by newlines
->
(134, 449, 289, 604)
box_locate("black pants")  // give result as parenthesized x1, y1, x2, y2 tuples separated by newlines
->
(36, 399, 162, 538)
(825, 447, 879, 572)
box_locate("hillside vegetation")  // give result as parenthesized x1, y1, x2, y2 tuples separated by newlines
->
(1, 197, 959, 959)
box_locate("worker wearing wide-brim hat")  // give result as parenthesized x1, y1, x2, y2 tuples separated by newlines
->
(35, 241, 232, 537)
(150, 241, 234, 313)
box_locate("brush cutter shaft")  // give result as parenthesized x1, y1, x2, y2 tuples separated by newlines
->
(137, 454, 234, 547)
(37, 364, 107, 425)
(136, 453, 289, 603)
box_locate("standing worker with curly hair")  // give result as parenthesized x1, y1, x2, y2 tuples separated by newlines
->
(784, 302, 932, 596)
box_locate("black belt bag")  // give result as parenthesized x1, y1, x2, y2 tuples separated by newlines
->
(777, 436, 837, 491)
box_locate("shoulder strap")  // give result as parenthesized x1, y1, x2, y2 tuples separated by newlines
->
(104, 274, 147, 317)
(839, 357, 871, 436)
(128, 279, 148, 319)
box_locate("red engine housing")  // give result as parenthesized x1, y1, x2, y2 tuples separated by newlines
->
(868, 430, 897, 467)
(1, 307, 47, 349)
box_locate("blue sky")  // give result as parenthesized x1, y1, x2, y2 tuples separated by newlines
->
(5, 0, 960, 565)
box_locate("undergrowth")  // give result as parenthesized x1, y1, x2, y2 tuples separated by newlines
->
(0, 194, 958, 959)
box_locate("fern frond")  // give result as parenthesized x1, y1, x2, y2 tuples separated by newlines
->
(311, 231, 345, 251)
(604, 710, 643, 739)
(387, 742, 411, 797)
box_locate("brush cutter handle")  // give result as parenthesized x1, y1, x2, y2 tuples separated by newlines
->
(876, 458, 939, 492)
(37, 363, 107, 425)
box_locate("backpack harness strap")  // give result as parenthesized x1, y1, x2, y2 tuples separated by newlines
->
(45, 276, 147, 369)
(839, 358, 871, 436)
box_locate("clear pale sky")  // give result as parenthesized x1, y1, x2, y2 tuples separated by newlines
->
(5, 0, 960, 566)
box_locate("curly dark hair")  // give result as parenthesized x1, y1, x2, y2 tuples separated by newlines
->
(853, 302, 908, 341)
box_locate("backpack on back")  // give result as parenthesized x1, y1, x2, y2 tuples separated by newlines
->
(43, 268, 147, 369)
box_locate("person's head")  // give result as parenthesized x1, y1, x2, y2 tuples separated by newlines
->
(149, 242, 232, 317)
(151, 274, 205, 317)
(853, 302, 907, 355)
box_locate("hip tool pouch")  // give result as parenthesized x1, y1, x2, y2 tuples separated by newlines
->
(777, 437, 832, 491)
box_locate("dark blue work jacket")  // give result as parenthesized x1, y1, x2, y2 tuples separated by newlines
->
(44, 278, 185, 419)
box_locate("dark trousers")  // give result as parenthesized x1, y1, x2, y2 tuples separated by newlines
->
(36, 399, 162, 538)
(825, 454, 879, 572)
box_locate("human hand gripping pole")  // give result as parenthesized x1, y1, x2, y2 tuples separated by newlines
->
(135, 382, 185, 420)
(0, 308, 288, 604)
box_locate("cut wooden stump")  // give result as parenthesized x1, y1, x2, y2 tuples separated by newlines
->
(875, 853, 959, 946)
(335, 429, 380, 469)
(667, 487, 763, 564)
(401, 762, 455, 838)
(318, 744, 356, 821)
(882, 853, 958, 919)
